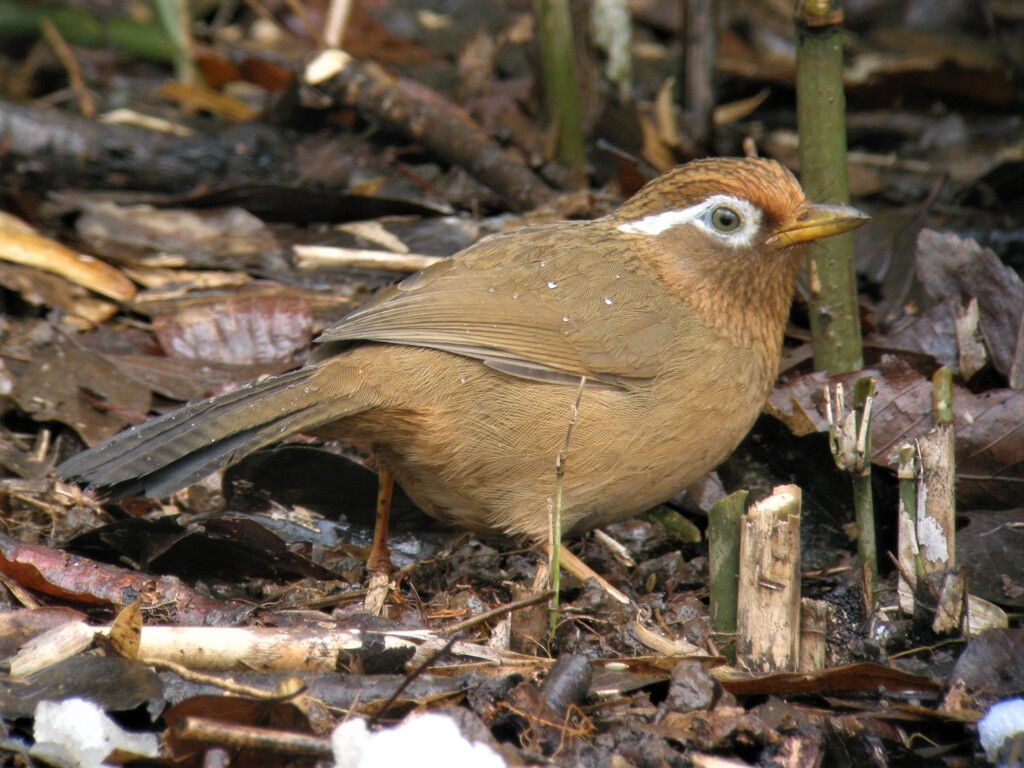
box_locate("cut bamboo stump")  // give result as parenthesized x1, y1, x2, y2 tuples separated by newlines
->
(915, 423, 956, 575)
(893, 368, 1007, 635)
(799, 598, 829, 672)
(896, 443, 919, 614)
(736, 484, 802, 673)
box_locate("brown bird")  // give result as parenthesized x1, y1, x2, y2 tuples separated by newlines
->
(59, 158, 868, 570)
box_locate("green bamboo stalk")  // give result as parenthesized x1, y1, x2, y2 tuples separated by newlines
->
(533, 0, 586, 179)
(708, 490, 747, 663)
(795, 0, 862, 375)
(0, 1, 173, 62)
(153, 0, 198, 85)
(918, 365, 956, 573)
(932, 366, 953, 425)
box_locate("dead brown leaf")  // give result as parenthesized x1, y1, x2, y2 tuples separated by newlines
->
(15, 341, 152, 445)
(150, 294, 313, 365)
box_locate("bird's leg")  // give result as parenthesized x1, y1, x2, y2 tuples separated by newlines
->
(367, 464, 394, 573)
(363, 465, 396, 616)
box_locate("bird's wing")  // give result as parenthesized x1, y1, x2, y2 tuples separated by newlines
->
(312, 222, 688, 386)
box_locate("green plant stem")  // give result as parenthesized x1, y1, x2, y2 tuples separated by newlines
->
(549, 377, 587, 641)
(795, 0, 862, 375)
(708, 490, 747, 663)
(0, 1, 173, 61)
(153, 0, 198, 85)
(549, 476, 563, 640)
(533, 0, 586, 179)
(853, 473, 875, 585)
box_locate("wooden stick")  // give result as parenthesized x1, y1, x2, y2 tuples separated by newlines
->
(555, 545, 631, 605)
(323, 0, 353, 48)
(293, 245, 442, 273)
(304, 50, 555, 212)
(442, 590, 554, 635)
(174, 716, 331, 758)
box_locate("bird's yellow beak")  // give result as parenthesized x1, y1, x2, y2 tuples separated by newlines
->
(768, 203, 870, 247)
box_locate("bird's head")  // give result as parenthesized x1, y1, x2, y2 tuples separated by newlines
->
(613, 156, 868, 258)
(610, 157, 869, 350)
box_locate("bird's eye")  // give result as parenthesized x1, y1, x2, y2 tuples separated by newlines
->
(710, 205, 742, 233)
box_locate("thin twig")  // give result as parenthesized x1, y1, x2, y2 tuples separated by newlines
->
(324, 0, 354, 48)
(366, 636, 458, 727)
(173, 717, 331, 757)
(442, 590, 555, 636)
(40, 19, 95, 117)
(142, 656, 301, 700)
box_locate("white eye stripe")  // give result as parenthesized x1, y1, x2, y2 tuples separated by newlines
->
(617, 201, 708, 235)
(617, 194, 763, 248)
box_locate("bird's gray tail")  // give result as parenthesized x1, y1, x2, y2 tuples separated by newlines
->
(57, 365, 367, 499)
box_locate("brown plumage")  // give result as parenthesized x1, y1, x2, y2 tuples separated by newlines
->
(59, 157, 868, 542)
